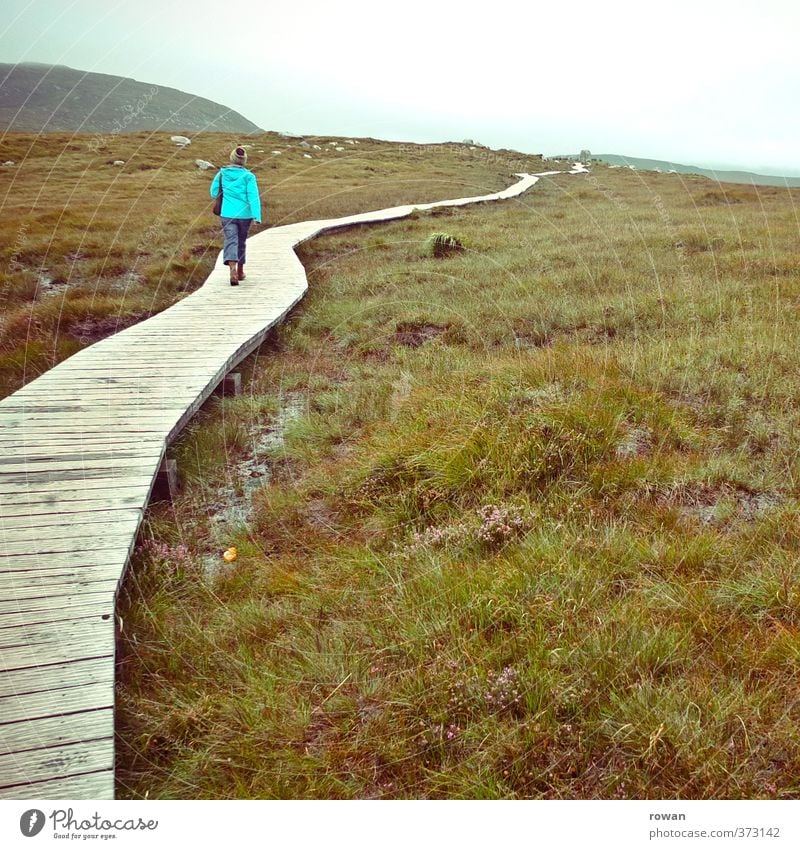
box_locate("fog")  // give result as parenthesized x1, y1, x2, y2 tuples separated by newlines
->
(2, 0, 798, 175)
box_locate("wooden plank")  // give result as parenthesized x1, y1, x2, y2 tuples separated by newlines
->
(0, 458, 161, 477)
(0, 538, 134, 577)
(0, 737, 114, 787)
(0, 601, 114, 632)
(0, 658, 112, 698)
(0, 488, 152, 511)
(0, 475, 156, 496)
(0, 574, 121, 595)
(47, 363, 229, 373)
(0, 533, 137, 556)
(0, 708, 113, 754)
(0, 618, 115, 672)
(0, 412, 184, 425)
(0, 427, 170, 439)
(0, 405, 190, 417)
(0, 469, 157, 488)
(0, 511, 141, 534)
(0, 507, 143, 531)
(0, 446, 163, 462)
(0, 494, 147, 518)
(0, 768, 113, 800)
(0, 428, 165, 438)
(0, 460, 162, 479)
(0, 616, 115, 650)
(9, 384, 205, 395)
(0, 592, 115, 617)
(0, 681, 113, 725)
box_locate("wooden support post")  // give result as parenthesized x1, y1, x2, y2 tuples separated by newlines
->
(152, 457, 179, 501)
(214, 371, 242, 398)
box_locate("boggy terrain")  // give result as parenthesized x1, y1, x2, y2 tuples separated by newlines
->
(4, 130, 799, 798)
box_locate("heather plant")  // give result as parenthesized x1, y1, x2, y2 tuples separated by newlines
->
(400, 519, 471, 556)
(476, 504, 529, 550)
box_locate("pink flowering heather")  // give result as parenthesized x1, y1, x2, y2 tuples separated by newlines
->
(401, 520, 471, 556)
(138, 538, 193, 576)
(484, 666, 522, 713)
(476, 504, 528, 549)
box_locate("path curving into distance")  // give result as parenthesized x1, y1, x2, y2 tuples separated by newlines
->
(0, 166, 581, 799)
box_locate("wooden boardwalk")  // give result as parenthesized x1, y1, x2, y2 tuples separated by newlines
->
(0, 170, 562, 799)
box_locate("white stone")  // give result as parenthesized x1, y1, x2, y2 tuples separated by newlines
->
(195, 159, 215, 170)
(112, 160, 125, 166)
(346, 139, 355, 144)
(312, 144, 321, 150)
(170, 135, 191, 146)
(3, 160, 15, 166)
(299, 141, 311, 148)
(303, 154, 312, 159)
(272, 150, 282, 155)
(335, 146, 345, 152)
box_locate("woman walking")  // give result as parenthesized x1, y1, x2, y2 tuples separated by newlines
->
(210, 146, 262, 285)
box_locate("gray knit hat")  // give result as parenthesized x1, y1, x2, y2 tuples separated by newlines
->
(230, 146, 247, 165)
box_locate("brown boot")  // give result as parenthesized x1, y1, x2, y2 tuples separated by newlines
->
(228, 261, 239, 286)
(237, 261, 246, 281)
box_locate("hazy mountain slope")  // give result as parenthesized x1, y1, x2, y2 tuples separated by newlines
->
(594, 152, 800, 188)
(0, 63, 261, 134)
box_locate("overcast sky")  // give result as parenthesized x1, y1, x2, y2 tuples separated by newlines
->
(2, 0, 798, 175)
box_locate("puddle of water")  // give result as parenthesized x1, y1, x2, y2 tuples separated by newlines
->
(37, 269, 145, 300)
(37, 270, 66, 298)
(201, 391, 306, 580)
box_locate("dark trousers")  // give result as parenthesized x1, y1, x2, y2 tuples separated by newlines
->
(221, 217, 252, 264)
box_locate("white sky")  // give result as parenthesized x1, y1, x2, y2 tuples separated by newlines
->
(2, 0, 799, 174)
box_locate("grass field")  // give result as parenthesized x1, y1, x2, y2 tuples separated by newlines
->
(4, 130, 800, 799)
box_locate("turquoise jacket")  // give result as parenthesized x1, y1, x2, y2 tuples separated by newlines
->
(210, 165, 262, 222)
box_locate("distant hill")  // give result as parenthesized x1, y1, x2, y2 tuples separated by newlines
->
(0, 63, 262, 134)
(593, 153, 800, 188)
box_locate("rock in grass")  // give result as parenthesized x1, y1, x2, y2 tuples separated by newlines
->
(195, 159, 215, 170)
(112, 160, 125, 166)
(425, 232, 465, 258)
(170, 135, 191, 146)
